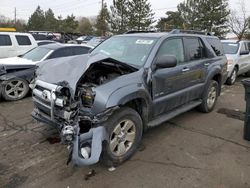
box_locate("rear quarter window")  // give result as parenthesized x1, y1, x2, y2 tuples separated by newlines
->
(15, 35, 32, 46)
(0, 34, 12, 46)
(206, 38, 224, 56)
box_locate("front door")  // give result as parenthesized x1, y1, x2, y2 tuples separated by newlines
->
(152, 37, 207, 117)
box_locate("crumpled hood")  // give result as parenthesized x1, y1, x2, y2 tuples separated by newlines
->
(36, 53, 122, 95)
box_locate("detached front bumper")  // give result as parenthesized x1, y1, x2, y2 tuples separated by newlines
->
(71, 126, 107, 166)
(32, 109, 108, 166)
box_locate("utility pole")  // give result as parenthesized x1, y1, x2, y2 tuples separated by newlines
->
(14, 7, 16, 26)
(101, 0, 104, 36)
(101, 0, 104, 10)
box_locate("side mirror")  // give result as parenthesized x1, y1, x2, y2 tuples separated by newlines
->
(240, 50, 249, 55)
(155, 55, 177, 69)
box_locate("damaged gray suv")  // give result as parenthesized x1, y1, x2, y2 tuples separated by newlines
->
(31, 30, 227, 167)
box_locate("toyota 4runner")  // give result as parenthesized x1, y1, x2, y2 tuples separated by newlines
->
(30, 30, 227, 167)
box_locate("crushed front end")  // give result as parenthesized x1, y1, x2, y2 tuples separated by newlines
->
(30, 54, 138, 166)
(31, 79, 109, 166)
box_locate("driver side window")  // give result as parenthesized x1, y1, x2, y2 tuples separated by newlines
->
(157, 38, 185, 64)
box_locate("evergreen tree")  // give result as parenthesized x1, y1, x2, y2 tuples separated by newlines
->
(177, 0, 200, 30)
(178, 0, 230, 36)
(61, 14, 78, 33)
(27, 6, 45, 30)
(95, 3, 110, 36)
(110, 0, 129, 34)
(44, 9, 57, 31)
(127, 0, 155, 30)
(157, 11, 184, 31)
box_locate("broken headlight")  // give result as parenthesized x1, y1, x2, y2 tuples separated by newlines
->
(81, 87, 95, 108)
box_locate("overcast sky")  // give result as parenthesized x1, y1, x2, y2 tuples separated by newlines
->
(1, 0, 250, 21)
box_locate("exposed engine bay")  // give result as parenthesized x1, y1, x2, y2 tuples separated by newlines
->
(76, 61, 136, 107)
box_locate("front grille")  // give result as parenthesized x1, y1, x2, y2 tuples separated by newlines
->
(32, 80, 64, 120)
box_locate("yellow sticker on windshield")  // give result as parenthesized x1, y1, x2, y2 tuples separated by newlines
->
(136, 40, 154, 45)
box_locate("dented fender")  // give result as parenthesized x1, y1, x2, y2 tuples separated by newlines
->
(106, 83, 152, 109)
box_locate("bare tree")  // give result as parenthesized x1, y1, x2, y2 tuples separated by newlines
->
(228, 0, 250, 40)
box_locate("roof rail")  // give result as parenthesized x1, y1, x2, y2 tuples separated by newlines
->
(169, 29, 213, 36)
(124, 30, 157, 34)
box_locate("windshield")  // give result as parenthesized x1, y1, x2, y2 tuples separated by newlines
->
(22, 47, 51, 61)
(91, 36, 158, 67)
(222, 42, 239, 54)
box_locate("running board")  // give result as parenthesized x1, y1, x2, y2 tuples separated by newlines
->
(148, 100, 202, 127)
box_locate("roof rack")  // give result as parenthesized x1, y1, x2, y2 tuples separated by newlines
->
(124, 30, 157, 34)
(169, 29, 213, 36)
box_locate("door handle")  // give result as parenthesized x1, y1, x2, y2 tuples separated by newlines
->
(182, 67, 190, 72)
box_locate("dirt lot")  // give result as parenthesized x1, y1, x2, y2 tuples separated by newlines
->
(1, 79, 250, 188)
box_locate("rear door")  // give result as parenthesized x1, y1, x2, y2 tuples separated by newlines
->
(0, 34, 13, 58)
(182, 37, 208, 86)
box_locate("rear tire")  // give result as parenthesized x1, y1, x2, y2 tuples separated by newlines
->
(198, 80, 219, 113)
(2, 78, 29, 101)
(102, 107, 143, 167)
(226, 67, 237, 85)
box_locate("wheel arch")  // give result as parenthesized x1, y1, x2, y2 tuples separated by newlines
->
(105, 84, 152, 131)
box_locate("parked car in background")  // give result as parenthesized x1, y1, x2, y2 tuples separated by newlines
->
(79, 36, 94, 44)
(37, 40, 58, 46)
(0, 32, 37, 59)
(0, 43, 93, 101)
(221, 40, 250, 85)
(31, 30, 227, 167)
(86, 36, 106, 47)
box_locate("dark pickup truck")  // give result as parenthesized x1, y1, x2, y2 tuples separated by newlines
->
(30, 30, 227, 167)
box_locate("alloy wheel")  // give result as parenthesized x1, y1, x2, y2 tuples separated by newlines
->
(4, 80, 27, 100)
(109, 119, 136, 156)
(207, 86, 217, 109)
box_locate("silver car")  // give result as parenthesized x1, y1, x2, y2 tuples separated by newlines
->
(222, 40, 250, 85)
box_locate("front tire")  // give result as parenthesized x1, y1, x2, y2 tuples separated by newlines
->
(2, 78, 29, 101)
(102, 107, 143, 166)
(198, 80, 219, 113)
(226, 67, 237, 85)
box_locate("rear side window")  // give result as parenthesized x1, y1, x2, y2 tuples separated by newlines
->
(184, 37, 206, 60)
(206, 38, 224, 56)
(0, 35, 12, 46)
(15, 35, 31, 45)
(72, 47, 90, 55)
(48, 47, 73, 59)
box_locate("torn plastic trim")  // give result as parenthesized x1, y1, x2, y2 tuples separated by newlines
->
(80, 106, 120, 123)
(71, 126, 107, 166)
